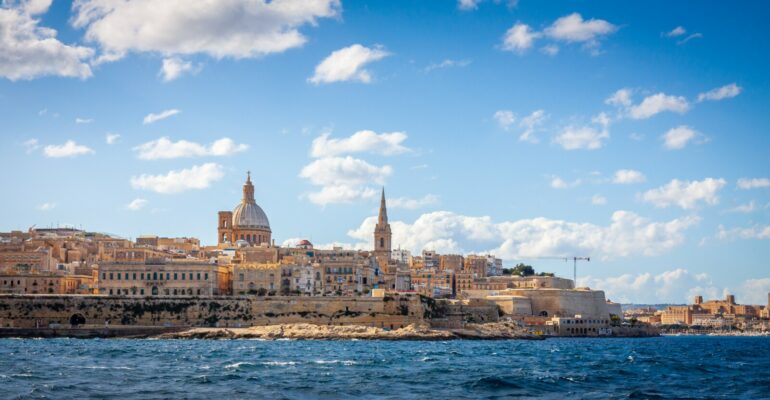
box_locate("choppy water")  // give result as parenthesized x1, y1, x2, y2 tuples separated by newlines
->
(1, 336, 769, 399)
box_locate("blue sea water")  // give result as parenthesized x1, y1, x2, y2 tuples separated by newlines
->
(1, 336, 769, 399)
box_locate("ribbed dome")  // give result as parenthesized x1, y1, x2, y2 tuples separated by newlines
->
(232, 201, 270, 229)
(231, 172, 271, 230)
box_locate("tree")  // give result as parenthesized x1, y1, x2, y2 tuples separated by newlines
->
(511, 263, 535, 276)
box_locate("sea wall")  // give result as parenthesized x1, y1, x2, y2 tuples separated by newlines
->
(0, 294, 425, 329)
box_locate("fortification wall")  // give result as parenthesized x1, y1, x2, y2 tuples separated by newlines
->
(0, 294, 429, 329)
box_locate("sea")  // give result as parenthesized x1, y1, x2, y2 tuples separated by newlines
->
(1, 336, 769, 399)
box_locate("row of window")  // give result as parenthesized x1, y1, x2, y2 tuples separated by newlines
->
(101, 271, 209, 281)
(562, 319, 608, 325)
(107, 288, 204, 296)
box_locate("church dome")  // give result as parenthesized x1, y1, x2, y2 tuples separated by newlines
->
(232, 202, 270, 229)
(231, 172, 271, 230)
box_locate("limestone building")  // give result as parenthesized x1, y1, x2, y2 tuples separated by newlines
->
(98, 260, 231, 297)
(373, 188, 392, 268)
(218, 173, 272, 246)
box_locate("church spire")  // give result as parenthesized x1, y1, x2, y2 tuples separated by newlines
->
(378, 187, 388, 224)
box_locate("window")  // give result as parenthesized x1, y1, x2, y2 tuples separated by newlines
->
(197, 273, 201, 280)
(141, 273, 145, 280)
(239, 273, 244, 282)
(140, 289, 144, 295)
(109, 273, 113, 280)
(380, 237, 384, 248)
(102, 273, 106, 280)
(182, 273, 186, 280)
(174, 273, 178, 280)
(109, 289, 113, 295)
(133, 273, 137, 280)
(166, 273, 170, 280)
(153, 272, 157, 280)
(205, 273, 209, 280)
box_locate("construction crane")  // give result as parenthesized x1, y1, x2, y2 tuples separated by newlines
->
(524, 256, 591, 287)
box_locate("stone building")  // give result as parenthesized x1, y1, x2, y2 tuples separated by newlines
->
(233, 263, 280, 295)
(0, 270, 94, 295)
(373, 188, 392, 270)
(98, 260, 231, 297)
(218, 172, 272, 246)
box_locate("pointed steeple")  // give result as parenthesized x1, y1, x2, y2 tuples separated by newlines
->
(378, 187, 388, 224)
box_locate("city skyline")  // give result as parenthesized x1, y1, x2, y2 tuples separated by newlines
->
(1, 0, 769, 304)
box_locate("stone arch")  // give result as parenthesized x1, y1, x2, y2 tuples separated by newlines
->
(69, 313, 86, 326)
(539, 310, 548, 317)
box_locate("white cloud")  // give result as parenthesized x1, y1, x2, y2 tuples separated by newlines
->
(299, 156, 392, 206)
(0, 2, 94, 80)
(71, 0, 339, 61)
(493, 110, 515, 130)
(662, 125, 699, 150)
(716, 224, 770, 242)
(130, 163, 224, 194)
(543, 12, 616, 47)
(160, 57, 197, 82)
(550, 176, 580, 189)
(457, 0, 482, 11)
(629, 132, 644, 141)
(737, 279, 770, 305)
(554, 113, 610, 150)
(518, 109, 547, 143)
(697, 83, 742, 102)
(677, 33, 702, 45)
(105, 133, 120, 144)
(388, 195, 439, 210)
(726, 201, 758, 214)
(664, 26, 686, 37)
(142, 109, 180, 124)
(134, 137, 248, 160)
(37, 202, 56, 211)
(310, 130, 409, 158)
(425, 59, 471, 72)
(501, 22, 541, 53)
(344, 210, 698, 261)
(23, 138, 40, 153)
(605, 88, 632, 108)
(591, 194, 607, 206)
(641, 178, 726, 209)
(308, 44, 389, 84)
(579, 268, 718, 304)
(540, 45, 559, 56)
(43, 140, 95, 158)
(75, 117, 93, 124)
(126, 198, 148, 211)
(612, 169, 646, 184)
(629, 93, 690, 119)
(737, 178, 770, 190)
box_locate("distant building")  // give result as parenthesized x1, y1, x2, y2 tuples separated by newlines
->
(98, 260, 231, 297)
(217, 172, 272, 246)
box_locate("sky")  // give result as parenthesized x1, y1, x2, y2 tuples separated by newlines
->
(1, 0, 769, 304)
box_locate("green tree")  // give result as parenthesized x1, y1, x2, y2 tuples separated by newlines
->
(511, 263, 535, 276)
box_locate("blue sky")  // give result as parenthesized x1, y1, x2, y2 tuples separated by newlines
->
(1, 0, 769, 304)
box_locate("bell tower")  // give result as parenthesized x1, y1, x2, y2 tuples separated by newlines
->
(373, 188, 392, 266)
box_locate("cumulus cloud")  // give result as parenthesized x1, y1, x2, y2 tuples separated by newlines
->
(550, 176, 580, 189)
(726, 201, 759, 214)
(553, 112, 610, 150)
(308, 44, 389, 84)
(130, 163, 224, 194)
(37, 202, 56, 211)
(0, 1, 94, 80)
(142, 109, 180, 124)
(541, 45, 559, 56)
(105, 133, 120, 144)
(629, 93, 690, 119)
(457, 0, 482, 10)
(493, 110, 515, 130)
(697, 83, 742, 102)
(612, 169, 646, 184)
(737, 178, 770, 190)
(310, 130, 409, 158)
(501, 22, 540, 53)
(662, 125, 700, 150)
(134, 137, 248, 160)
(160, 57, 198, 82)
(299, 156, 392, 205)
(71, 0, 339, 61)
(605, 88, 632, 108)
(125, 198, 148, 211)
(579, 269, 719, 304)
(387, 195, 439, 210)
(344, 210, 698, 260)
(641, 178, 726, 209)
(544, 13, 617, 43)
(43, 140, 94, 158)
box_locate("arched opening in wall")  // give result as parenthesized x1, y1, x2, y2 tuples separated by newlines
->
(539, 311, 548, 317)
(380, 237, 384, 248)
(47, 288, 54, 293)
(151, 286, 158, 296)
(69, 313, 86, 326)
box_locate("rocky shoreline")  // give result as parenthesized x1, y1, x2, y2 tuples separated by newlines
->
(155, 322, 545, 341)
